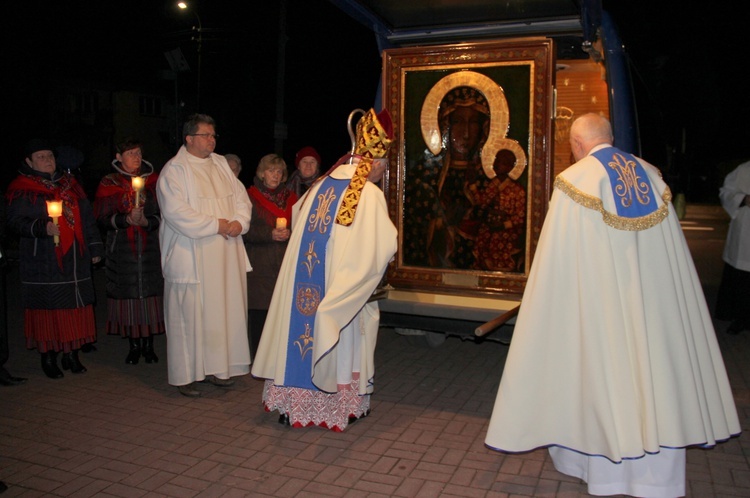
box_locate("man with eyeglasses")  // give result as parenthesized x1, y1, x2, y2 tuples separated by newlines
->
(157, 113, 253, 397)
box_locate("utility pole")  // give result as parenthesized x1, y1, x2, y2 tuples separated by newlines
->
(274, 0, 288, 154)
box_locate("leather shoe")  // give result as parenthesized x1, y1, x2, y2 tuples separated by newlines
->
(202, 375, 234, 387)
(41, 352, 64, 379)
(178, 383, 201, 397)
(61, 351, 87, 373)
(141, 336, 158, 364)
(0, 368, 27, 386)
(348, 408, 371, 425)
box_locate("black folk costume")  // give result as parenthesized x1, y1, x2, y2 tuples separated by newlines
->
(6, 162, 103, 378)
(94, 159, 164, 364)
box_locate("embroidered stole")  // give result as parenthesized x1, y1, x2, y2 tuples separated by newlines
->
(283, 176, 349, 390)
(592, 147, 658, 218)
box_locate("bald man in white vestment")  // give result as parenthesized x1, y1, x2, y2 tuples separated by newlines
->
(485, 113, 740, 497)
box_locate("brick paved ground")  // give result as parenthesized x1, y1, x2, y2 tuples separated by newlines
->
(1, 204, 748, 497)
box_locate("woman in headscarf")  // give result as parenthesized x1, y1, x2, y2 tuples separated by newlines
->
(94, 138, 164, 365)
(286, 146, 321, 198)
(5, 139, 102, 378)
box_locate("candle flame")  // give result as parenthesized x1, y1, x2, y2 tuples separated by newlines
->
(46, 200, 63, 218)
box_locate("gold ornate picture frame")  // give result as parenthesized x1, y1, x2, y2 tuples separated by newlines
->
(382, 38, 554, 296)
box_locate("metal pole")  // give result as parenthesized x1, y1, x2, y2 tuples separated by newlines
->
(194, 13, 202, 110)
(274, 0, 288, 153)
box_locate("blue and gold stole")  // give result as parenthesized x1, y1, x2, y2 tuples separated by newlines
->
(283, 175, 349, 390)
(592, 146, 658, 218)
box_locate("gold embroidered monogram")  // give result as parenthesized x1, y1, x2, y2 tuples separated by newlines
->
(308, 186, 336, 234)
(607, 152, 652, 208)
(555, 176, 671, 231)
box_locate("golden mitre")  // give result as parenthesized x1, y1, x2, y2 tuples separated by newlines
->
(353, 108, 394, 160)
(336, 108, 394, 226)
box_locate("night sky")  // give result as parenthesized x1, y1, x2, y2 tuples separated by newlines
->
(5, 0, 747, 201)
(5, 0, 381, 187)
(603, 0, 749, 199)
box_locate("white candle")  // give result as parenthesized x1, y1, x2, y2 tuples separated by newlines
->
(276, 217, 287, 229)
(132, 176, 145, 207)
(46, 200, 63, 246)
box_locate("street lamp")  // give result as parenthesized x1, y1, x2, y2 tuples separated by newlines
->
(177, 1, 202, 109)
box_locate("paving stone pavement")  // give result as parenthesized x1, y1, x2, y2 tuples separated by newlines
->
(1, 204, 748, 497)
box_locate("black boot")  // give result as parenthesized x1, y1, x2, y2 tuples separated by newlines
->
(142, 336, 158, 364)
(80, 343, 97, 353)
(125, 338, 141, 364)
(62, 350, 87, 374)
(41, 351, 64, 379)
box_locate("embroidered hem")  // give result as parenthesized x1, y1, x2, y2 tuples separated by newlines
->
(262, 378, 371, 432)
(106, 296, 165, 338)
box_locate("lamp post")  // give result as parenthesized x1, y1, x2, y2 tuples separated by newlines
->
(177, 2, 202, 109)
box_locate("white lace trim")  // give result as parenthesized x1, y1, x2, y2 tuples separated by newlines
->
(262, 377, 371, 432)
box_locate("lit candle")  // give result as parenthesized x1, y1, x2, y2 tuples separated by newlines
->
(46, 200, 63, 247)
(131, 176, 145, 207)
(276, 217, 287, 229)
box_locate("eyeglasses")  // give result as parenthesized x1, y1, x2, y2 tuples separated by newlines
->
(190, 133, 219, 139)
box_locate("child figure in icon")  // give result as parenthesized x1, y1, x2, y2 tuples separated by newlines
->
(468, 148, 526, 272)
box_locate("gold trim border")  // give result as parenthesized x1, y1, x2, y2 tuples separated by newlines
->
(554, 176, 672, 231)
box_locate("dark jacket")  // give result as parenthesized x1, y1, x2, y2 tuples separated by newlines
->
(244, 179, 297, 310)
(93, 161, 163, 300)
(5, 165, 103, 309)
(286, 169, 319, 199)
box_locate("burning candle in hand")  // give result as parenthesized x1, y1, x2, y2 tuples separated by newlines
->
(276, 217, 287, 229)
(131, 176, 145, 207)
(46, 200, 63, 247)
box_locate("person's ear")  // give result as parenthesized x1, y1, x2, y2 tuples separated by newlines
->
(116, 153, 123, 163)
(25, 157, 33, 167)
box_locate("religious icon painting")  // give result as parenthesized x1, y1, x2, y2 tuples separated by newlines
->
(381, 38, 555, 296)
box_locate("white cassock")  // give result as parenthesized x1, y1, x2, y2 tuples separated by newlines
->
(719, 160, 750, 271)
(157, 146, 252, 386)
(485, 144, 740, 497)
(251, 159, 397, 429)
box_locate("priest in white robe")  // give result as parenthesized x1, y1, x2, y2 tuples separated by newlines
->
(485, 113, 740, 497)
(157, 113, 252, 397)
(715, 159, 750, 333)
(251, 108, 397, 431)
